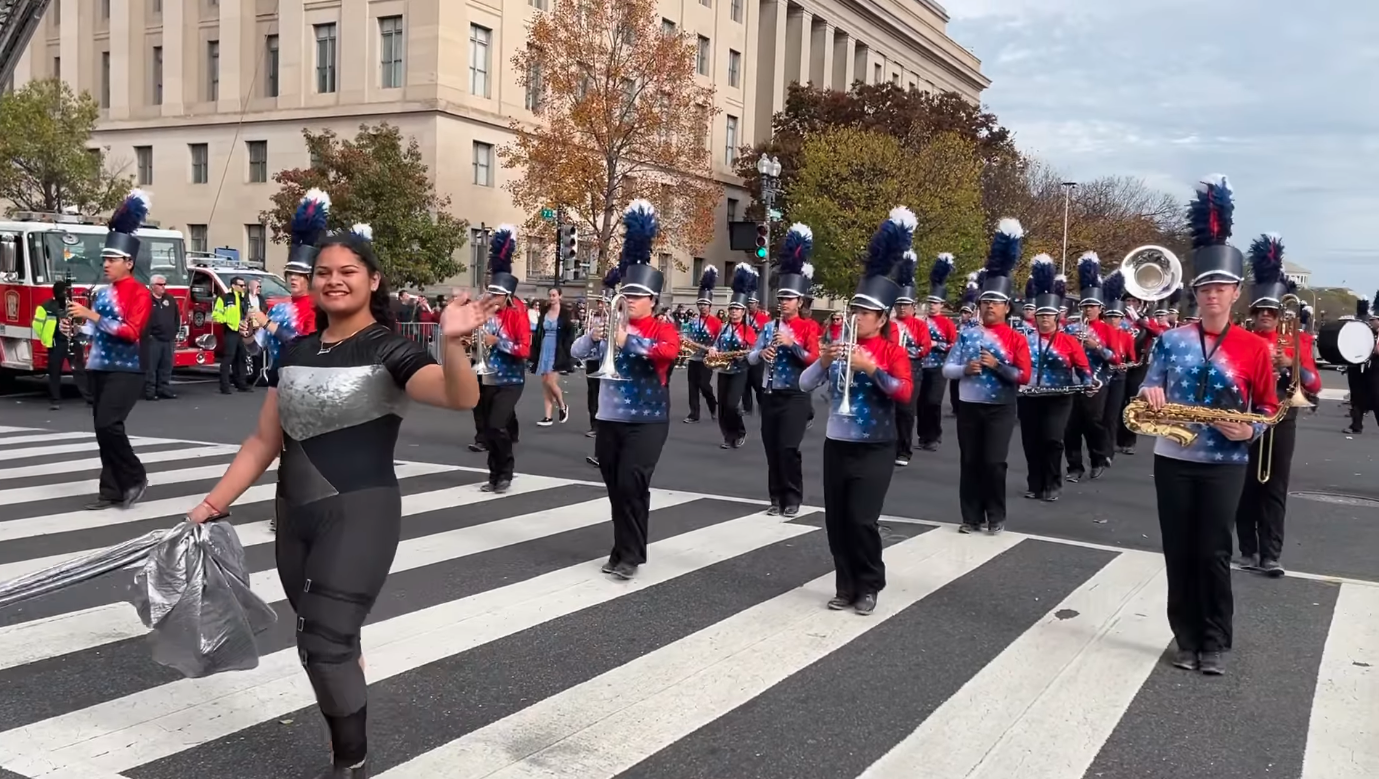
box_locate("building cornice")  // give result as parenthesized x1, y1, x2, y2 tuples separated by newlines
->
(819, 0, 989, 93)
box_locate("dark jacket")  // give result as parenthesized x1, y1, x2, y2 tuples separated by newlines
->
(145, 294, 181, 342)
(529, 305, 575, 374)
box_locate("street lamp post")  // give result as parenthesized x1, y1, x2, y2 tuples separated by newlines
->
(1060, 181, 1077, 276)
(757, 154, 783, 302)
(475, 222, 493, 294)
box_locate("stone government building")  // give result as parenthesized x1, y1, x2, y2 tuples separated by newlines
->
(13, 0, 986, 299)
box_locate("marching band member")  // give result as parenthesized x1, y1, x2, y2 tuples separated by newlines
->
(749, 224, 822, 516)
(584, 269, 619, 468)
(943, 219, 1033, 533)
(1117, 288, 1173, 455)
(682, 269, 721, 423)
(798, 207, 915, 615)
(950, 274, 979, 418)
(1019, 256, 1092, 502)
(743, 295, 771, 415)
(1099, 271, 1134, 464)
(1137, 174, 1278, 676)
(1180, 289, 1201, 325)
(254, 190, 327, 386)
(890, 251, 933, 465)
(916, 253, 956, 452)
(712, 265, 758, 449)
(1343, 297, 1379, 434)
(570, 200, 680, 580)
(1064, 254, 1122, 482)
(475, 226, 531, 494)
(1235, 234, 1320, 577)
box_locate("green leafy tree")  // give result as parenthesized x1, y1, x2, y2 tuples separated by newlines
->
(261, 124, 468, 287)
(0, 78, 131, 215)
(906, 133, 988, 281)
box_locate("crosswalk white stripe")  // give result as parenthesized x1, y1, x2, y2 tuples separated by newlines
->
(0, 426, 42, 434)
(0, 472, 573, 671)
(0, 463, 273, 507)
(0, 511, 810, 774)
(0, 460, 454, 543)
(0, 438, 175, 463)
(0, 433, 93, 446)
(379, 529, 1018, 779)
(1302, 583, 1379, 779)
(0, 445, 237, 483)
(1317, 388, 1346, 401)
(858, 550, 1170, 779)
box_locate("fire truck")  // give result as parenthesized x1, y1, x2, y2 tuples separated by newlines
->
(0, 211, 213, 387)
(185, 253, 291, 370)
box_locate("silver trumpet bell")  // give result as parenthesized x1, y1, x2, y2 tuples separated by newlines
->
(1120, 245, 1183, 302)
(835, 312, 859, 417)
(194, 333, 218, 351)
(590, 293, 630, 382)
(471, 321, 495, 376)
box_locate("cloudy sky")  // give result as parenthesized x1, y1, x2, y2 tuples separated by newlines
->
(948, 0, 1378, 295)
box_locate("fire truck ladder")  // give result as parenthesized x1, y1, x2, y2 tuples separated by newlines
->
(0, 0, 53, 88)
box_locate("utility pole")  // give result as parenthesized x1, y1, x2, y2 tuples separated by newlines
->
(756, 155, 783, 300)
(1060, 181, 1077, 276)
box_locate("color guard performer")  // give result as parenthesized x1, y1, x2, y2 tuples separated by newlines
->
(1064, 254, 1122, 482)
(1019, 255, 1092, 502)
(712, 265, 758, 449)
(916, 253, 957, 451)
(748, 223, 822, 516)
(570, 201, 680, 579)
(475, 226, 531, 493)
(890, 250, 933, 466)
(1136, 174, 1278, 675)
(682, 269, 721, 423)
(798, 207, 915, 614)
(1235, 234, 1320, 576)
(943, 219, 1033, 533)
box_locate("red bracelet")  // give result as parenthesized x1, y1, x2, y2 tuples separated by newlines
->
(201, 499, 223, 516)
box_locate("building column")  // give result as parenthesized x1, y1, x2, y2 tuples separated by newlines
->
(832, 32, 854, 90)
(339, 0, 369, 104)
(108, 0, 133, 119)
(810, 21, 833, 87)
(57, 0, 79, 87)
(161, 0, 184, 114)
(218, 0, 245, 112)
(276, 0, 304, 109)
(753, 0, 787, 144)
(784, 6, 811, 88)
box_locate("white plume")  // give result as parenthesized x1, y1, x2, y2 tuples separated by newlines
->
(801, 262, 814, 279)
(303, 188, 331, 208)
(888, 206, 918, 230)
(351, 223, 373, 241)
(1031, 253, 1054, 265)
(997, 217, 1023, 238)
(788, 223, 813, 241)
(624, 198, 656, 216)
(936, 252, 955, 265)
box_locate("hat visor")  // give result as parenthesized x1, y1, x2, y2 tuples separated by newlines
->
(895, 296, 915, 304)
(695, 297, 712, 304)
(849, 294, 887, 311)
(620, 284, 656, 297)
(1250, 297, 1281, 310)
(1035, 305, 1059, 315)
(100, 248, 131, 258)
(486, 284, 512, 295)
(978, 292, 1010, 303)
(728, 301, 747, 309)
(1191, 271, 1243, 287)
(776, 290, 803, 299)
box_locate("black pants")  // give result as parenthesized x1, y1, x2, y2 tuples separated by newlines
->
(142, 339, 174, 398)
(89, 371, 147, 500)
(916, 366, 946, 446)
(893, 359, 922, 458)
(685, 360, 717, 420)
(823, 438, 893, 598)
(1065, 389, 1111, 472)
(586, 376, 600, 428)
(956, 401, 1017, 527)
(472, 394, 520, 445)
(219, 333, 249, 391)
(1154, 456, 1246, 653)
(761, 391, 811, 508)
(1235, 414, 1297, 562)
(595, 420, 670, 566)
(1100, 376, 1127, 453)
(1117, 366, 1148, 448)
(744, 361, 766, 413)
(949, 377, 962, 417)
(276, 486, 400, 765)
(1018, 395, 1074, 495)
(478, 383, 523, 482)
(716, 370, 748, 443)
(46, 335, 89, 403)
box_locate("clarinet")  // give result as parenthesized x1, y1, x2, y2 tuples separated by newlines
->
(762, 306, 781, 395)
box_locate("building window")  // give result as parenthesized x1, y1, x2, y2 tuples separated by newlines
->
(473, 141, 493, 186)
(207, 40, 220, 101)
(658, 252, 671, 278)
(379, 16, 404, 89)
(728, 50, 741, 88)
(526, 247, 549, 280)
(873, 63, 882, 83)
(529, 0, 547, 9)
(151, 46, 163, 105)
(315, 24, 337, 93)
(188, 224, 207, 253)
(265, 35, 279, 97)
(309, 147, 323, 168)
(190, 143, 208, 184)
(469, 25, 491, 97)
(52, 56, 59, 78)
(524, 64, 542, 111)
(730, 0, 742, 22)
(470, 229, 487, 287)
(247, 141, 268, 183)
(700, 0, 711, 6)
(726, 198, 739, 221)
(892, 72, 900, 85)
(724, 115, 738, 166)
(692, 257, 705, 283)
(696, 36, 710, 76)
(101, 0, 110, 18)
(135, 146, 152, 185)
(100, 52, 110, 107)
(662, 19, 675, 34)
(245, 224, 266, 265)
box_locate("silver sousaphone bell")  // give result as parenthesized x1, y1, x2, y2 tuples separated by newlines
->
(1120, 245, 1183, 302)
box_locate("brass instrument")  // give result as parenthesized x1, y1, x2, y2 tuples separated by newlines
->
(1256, 294, 1312, 481)
(680, 339, 710, 361)
(835, 313, 859, 416)
(705, 349, 750, 369)
(1119, 245, 1183, 303)
(472, 317, 495, 376)
(590, 293, 630, 381)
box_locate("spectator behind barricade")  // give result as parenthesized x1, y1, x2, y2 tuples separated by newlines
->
(142, 274, 179, 401)
(530, 287, 575, 426)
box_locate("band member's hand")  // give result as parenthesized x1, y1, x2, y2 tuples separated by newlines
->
(979, 349, 999, 369)
(763, 345, 778, 363)
(707, 347, 719, 358)
(1083, 335, 1101, 350)
(1274, 351, 1293, 369)
(481, 332, 499, 347)
(849, 348, 877, 374)
(250, 311, 269, 328)
(614, 325, 628, 349)
(187, 501, 221, 524)
(1212, 421, 1255, 441)
(964, 359, 982, 376)
(775, 328, 796, 348)
(1140, 386, 1166, 411)
(67, 302, 95, 322)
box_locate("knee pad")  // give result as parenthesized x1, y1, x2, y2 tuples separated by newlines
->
(298, 635, 367, 716)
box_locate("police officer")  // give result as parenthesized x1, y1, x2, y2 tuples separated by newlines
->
(212, 276, 251, 394)
(32, 280, 90, 410)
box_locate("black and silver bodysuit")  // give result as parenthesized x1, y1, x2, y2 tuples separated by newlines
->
(269, 323, 434, 759)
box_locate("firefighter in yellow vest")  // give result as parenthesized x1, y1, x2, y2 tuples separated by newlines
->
(211, 276, 251, 394)
(32, 280, 90, 410)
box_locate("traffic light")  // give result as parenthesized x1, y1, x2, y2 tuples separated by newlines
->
(558, 224, 579, 266)
(755, 222, 769, 260)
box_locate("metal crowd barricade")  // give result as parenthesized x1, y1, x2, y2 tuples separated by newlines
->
(397, 321, 447, 365)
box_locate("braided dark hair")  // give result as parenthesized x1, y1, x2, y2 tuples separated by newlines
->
(313, 232, 397, 332)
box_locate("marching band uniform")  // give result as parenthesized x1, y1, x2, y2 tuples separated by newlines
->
(1140, 175, 1278, 675)
(1343, 298, 1379, 433)
(476, 226, 531, 493)
(949, 276, 979, 418)
(570, 201, 680, 579)
(798, 207, 915, 615)
(1064, 254, 1122, 482)
(890, 251, 933, 465)
(1099, 272, 1133, 464)
(1117, 290, 1173, 454)
(916, 254, 957, 451)
(261, 190, 327, 386)
(1019, 256, 1092, 502)
(743, 298, 771, 414)
(749, 224, 822, 516)
(1235, 235, 1321, 577)
(943, 220, 1032, 533)
(715, 266, 758, 449)
(682, 281, 721, 423)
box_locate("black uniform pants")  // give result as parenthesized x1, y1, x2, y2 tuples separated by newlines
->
(596, 420, 669, 566)
(1065, 388, 1111, 472)
(1235, 414, 1297, 562)
(142, 339, 174, 398)
(916, 366, 946, 445)
(956, 401, 1017, 527)
(472, 392, 519, 445)
(90, 371, 147, 500)
(716, 371, 748, 443)
(47, 334, 89, 403)
(744, 361, 766, 413)
(219, 333, 249, 391)
(586, 375, 600, 428)
(761, 391, 811, 508)
(949, 377, 962, 416)
(685, 360, 717, 420)
(1117, 365, 1149, 448)
(1100, 376, 1127, 454)
(1154, 456, 1246, 653)
(893, 359, 923, 458)
(823, 438, 893, 598)
(478, 383, 523, 483)
(1018, 395, 1074, 495)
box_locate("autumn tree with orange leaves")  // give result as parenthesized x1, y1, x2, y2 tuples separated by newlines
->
(501, 0, 723, 289)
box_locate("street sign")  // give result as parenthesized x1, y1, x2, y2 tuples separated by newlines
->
(540, 208, 556, 221)
(768, 208, 783, 220)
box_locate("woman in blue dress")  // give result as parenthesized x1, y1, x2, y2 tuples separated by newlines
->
(530, 286, 575, 425)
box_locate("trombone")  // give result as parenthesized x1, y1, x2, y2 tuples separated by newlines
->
(835, 312, 859, 416)
(590, 293, 630, 382)
(1259, 293, 1312, 482)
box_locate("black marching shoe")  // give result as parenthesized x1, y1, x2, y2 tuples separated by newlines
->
(467, 442, 487, 453)
(1024, 490, 1039, 500)
(827, 594, 853, 610)
(1066, 470, 1084, 484)
(1198, 650, 1225, 675)
(611, 561, 638, 580)
(314, 761, 367, 778)
(1236, 553, 1259, 571)
(734, 434, 747, 448)
(600, 558, 618, 574)
(782, 505, 800, 518)
(586, 455, 599, 467)
(1258, 558, 1285, 578)
(84, 497, 119, 511)
(480, 480, 511, 494)
(1171, 648, 1198, 671)
(958, 524, 978, 534)
(766, 503, 781, 516)
(1089, 465, 1107, 480)
(1042, 488, 1061, 502)
(720, 441, 733, 450)
(986, 521, 1005, 535)
(122, 480, 149, 509)
(853, 593, 877, 616)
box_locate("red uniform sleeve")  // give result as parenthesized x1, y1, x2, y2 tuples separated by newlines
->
(908, 317, 932, 357)
(706, 315, 723, 340)
(505, 307, 532, 359)
(1248, 336, 1280, 415)
(939, 316, 958, 346)
(1120, 329, 1137, 362)
(1141, 318, 1168, 336)
(105, 282, 152, 343)
(1298, 332, 1322, 395)
(1065, 333, 1092, 378)
(648, 319, 682, 365)
(882, 342, 913, 402)
(1096, 321, 1121, 364)
(1010, 329, 1033, 385)
(799, 319, 821, 365)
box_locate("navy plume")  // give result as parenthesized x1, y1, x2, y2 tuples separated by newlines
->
(1169, 287, 1182, 307)
(1248, 232, 1284, 285)
(865, 207, 917, 280)
(1358, 298, 1370, 320)
(108, 189, 150, 235)
(777, 224, 813, 276)
(620, 199, 658, 270)
(1103, 270, 1125, 303)
(1287, 279, 1298, 295)
(1300, 305, 1312, 327)
(1077, 252, 1101, 291)
(1030, 254, 1055, 296)
(291, 189, 331, 247)
(731, 264, 756, 295)
(930, 253, 954, 286)
(1024, 277, 1035, 299)
(698, 265, 718, 292)
(961, 273, 978, 307)
(985, 218, 1023, 278)
(603, 264, 621, 288)
(896, 251, 917, 287)
(1053, 274, 1067, 298)
(488, 225, 516, 274)
(1190, 174, 1235, 249)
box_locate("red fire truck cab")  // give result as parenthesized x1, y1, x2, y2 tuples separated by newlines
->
(185, 254, 291, 365)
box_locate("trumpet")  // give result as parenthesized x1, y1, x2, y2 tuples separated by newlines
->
(589, 293, 630, 382)
(835, 313, 859, 416)
(472, 317, 495, 376)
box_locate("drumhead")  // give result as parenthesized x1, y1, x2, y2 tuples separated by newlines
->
(1319, 320, 1375, 365)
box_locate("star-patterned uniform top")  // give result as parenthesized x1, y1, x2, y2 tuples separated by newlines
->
(85, 276, 152, 373)
(710, 320, 754, 375)
(921, 315, 958, 369)
(889, 316, 933, 363)
(265, 295, 317, 366)
(482, 305, 532, 386)
(1011, 318, 1036, 337)
(1142, 323, 1278, 463)
(799, 334, 912, 442)
(1252, 328, 1323, 415)
(941, 323, 1033, 404)
(683, 315, 721, 362)
(1063, 318, 1122, 383)
(571, 315, 680, 423)
(747, 315, 821, 392)
(1025, 330, 1093, 389)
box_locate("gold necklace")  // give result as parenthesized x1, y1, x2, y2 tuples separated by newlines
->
(317, 323, 372, 355)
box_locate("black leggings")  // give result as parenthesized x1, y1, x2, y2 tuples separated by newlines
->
(916, 366, 946, 445)
(277, 487, 401, 764)
(956, 401, 1017, 527)
(1018, 394, 1073, 495)
(717, 370, 748, 443)
(823, 438, 894, 597)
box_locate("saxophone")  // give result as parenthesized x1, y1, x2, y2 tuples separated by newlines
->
(1122, 399, 1289, 448)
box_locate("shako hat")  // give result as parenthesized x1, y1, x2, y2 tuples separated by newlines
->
(618, 200, 662, 297)
(1189, 174, 1244, 287)
(287, 188, 330, 276)
(729, 263, 758, 309)
(695, 265, 718, 305)
(895, 250, 919, 304)
(102, 189, 151, 260)
(979, 219, 1022, 302)
(1248, 233, 1288, 309)
(1030, 254, 1061, 314)
(1102, 270, 1127, 315)
(851, 207, 916, 311)
(776, 224, 814, 298)
(487, 225, 519, 296)
(1077, 252, 1104, 306)
(928, 253, 955, 304)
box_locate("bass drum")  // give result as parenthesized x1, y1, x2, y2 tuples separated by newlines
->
(1318, 320, 1376, 365)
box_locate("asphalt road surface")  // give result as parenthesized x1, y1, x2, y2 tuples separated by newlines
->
(0, 367, 1374, 779)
